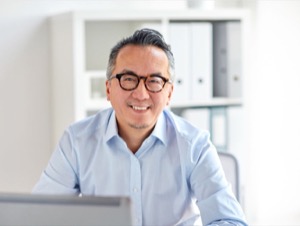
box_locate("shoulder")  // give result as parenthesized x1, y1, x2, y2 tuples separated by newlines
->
(164, 109, 214, 169)
(164, 109, 210, 144)
(67, 108, 114, 138)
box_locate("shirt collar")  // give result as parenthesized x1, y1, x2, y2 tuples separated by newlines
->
(104, 110, 119, 143)
(104, 109, 168, 146)
(151, 110, 168, 146)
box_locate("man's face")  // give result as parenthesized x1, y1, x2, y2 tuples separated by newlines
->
(106, 45, 173, 133)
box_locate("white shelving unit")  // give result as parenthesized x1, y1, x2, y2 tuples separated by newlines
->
(50, 9, 249, 149)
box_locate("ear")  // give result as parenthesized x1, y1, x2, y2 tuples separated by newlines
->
(106, 80, 111, 101)
(166, 84, 174, 106)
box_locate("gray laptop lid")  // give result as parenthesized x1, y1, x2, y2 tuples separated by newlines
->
(0, 193, 132, 226)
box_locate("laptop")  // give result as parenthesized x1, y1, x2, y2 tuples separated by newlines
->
(0, 193, 132, 226)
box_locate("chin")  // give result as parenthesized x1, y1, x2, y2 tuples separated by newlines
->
(129, 122, 150, 130)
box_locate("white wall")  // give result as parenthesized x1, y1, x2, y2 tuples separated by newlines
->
(244, 0, 300, 224)
(1, 0, 300, 225)
(0, 1, 52, 193)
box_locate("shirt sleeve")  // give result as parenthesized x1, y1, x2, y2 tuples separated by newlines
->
(32, 128, 80, 195)
(189, 132, 247, 226)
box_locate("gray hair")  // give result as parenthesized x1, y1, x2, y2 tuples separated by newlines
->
(106, 28, 175, 82)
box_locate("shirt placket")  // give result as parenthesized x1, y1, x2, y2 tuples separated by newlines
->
(130, 155, 142, 226)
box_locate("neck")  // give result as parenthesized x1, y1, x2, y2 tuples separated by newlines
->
(118, 124, 154, 154)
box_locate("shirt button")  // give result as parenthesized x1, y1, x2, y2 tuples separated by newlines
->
(133, 188, 138, 193)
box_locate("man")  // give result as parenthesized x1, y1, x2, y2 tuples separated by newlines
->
(33, 28, 247, 226)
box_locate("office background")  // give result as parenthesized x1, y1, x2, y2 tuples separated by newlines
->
(0, 0, 299, 225)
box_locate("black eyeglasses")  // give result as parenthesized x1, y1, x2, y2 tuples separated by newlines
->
(109, 72, 172, 93)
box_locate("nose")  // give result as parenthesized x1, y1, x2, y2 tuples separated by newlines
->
(131, 79, 150, 100)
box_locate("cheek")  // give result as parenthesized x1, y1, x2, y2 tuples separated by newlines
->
(109, 88, 129, 107)
(106, 81, 124, 102)
(153, 95, 170, 108)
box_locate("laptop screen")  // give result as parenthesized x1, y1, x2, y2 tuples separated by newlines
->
(0, 193, 132, 226)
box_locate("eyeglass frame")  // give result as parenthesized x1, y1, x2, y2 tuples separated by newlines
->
(108, 71, 173, 93)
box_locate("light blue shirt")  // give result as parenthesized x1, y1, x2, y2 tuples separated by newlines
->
(33, 108, 247, 226)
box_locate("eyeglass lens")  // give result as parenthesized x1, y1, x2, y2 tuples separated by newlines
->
(119, 74, 165, 92)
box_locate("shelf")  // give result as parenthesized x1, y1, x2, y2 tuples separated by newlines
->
(50, 9, 248, 147)
(170, 98, 242, 109)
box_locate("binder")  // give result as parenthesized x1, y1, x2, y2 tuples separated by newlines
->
(211, 107, 227, 149)
(227, 22, 242, 98)
(169, 23, 190, 103)
(191, 22, 213, 101)
(213, 21, 241, 98)
(169, 22, 213, 103)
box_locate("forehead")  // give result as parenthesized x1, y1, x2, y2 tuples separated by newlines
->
(114, 45, 169, 76)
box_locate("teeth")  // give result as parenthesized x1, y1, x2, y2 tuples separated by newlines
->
(132, 106, 147, 111)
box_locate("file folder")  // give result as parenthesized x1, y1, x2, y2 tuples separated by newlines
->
(213, 21, 242, 98)
(169, 23, 190, 103)
(191, 22, 213, 101)
(169, 22, 213, 104)
(211, 107, 227, 149)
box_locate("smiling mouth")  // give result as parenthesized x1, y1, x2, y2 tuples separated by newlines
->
(131, 105, 149, 111)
